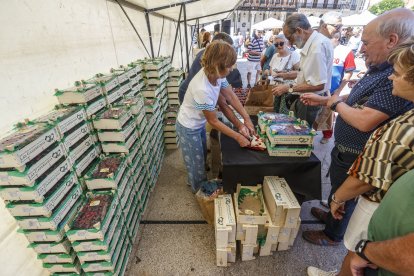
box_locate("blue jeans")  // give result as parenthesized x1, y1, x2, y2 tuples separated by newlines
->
(324, 146, 359, 242)
(176, 121, 207, 192)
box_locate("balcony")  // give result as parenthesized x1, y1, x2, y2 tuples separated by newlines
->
(299, 3, 340, 9)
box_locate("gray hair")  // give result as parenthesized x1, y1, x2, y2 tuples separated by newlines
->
(284, 13, 311, 34)
(375, 8, 414, 44)
(274, 34, 287, 41)
(320, 11, 342, 26)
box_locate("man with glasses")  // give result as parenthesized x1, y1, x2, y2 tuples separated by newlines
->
(318, 12, 356, 144)
(272, 13, 333, 126)
(246, 29, 265, 88)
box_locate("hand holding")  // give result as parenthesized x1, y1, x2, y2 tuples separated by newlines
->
(238, 125, 250, 139)
(272, 85, 289, 96)
(300, 93, 328, 106)
(236, 134, 250, 147)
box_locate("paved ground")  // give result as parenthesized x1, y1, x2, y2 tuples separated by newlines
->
(125, 56, 367, 275)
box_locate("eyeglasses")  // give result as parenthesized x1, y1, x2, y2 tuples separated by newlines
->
(328, 24, 343, 31)
(274, 42, 285, 47)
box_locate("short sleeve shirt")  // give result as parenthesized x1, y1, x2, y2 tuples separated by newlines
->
(334, 62, 414, 152)
(263, 44, 276, 70)
(348, 109, 414, 202)
(177, 69, 228, 129)
(296, 31, 333, 94)
(247, 37, 264, 62)
(331, 45, 356, 93)
(269, 51, 300, 72)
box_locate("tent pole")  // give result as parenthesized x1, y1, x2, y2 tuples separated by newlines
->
(183, 4, 190, 73)
(114, 0, 151, 58)
(145, 12, 155, 58)
(157, 16, 165, 57)
(182, 9, 234, 23)
(187, 22, 198, 61)
(178, 21, 184, 70)
(146, 0, 200, 13)
(171, 5, 183, 64)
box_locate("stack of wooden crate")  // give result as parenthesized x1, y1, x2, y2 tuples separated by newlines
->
(214, 194, 236, 266)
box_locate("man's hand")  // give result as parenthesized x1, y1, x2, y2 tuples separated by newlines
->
(330, 200, 346, 220)
(272, 85, 289, 96)
(326, 94, 340, 108)
(350, 253, 378, 276)
(300, 93, 329, 106)
(236, 134, 250, 147)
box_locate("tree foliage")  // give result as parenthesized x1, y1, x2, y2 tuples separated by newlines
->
(369, 0, 405, 15)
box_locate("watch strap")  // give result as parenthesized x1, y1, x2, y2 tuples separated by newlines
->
(355, 239, 372, 263)
(330, 100, 342, 111)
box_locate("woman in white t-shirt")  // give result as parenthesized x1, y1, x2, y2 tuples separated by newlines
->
(268, 35, 301, 113)
(177, 41, 250, 192)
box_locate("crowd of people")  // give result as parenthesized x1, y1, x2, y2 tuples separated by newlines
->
(183, 8, 414, 276)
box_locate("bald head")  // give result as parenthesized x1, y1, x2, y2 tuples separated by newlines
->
(369, 8, 414, 44)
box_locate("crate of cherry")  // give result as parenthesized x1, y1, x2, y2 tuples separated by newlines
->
(66, 192, 120, 242)
(233, 88, 250, 106)
(84, 154, 128, 190)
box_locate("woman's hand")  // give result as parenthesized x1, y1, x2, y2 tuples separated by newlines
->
(238, 125, 250, 138)
(244, 117, 256, 136)
(236, 133, 250, 147)
(300, 93, 329, 106)
(272, 85, 289, 96)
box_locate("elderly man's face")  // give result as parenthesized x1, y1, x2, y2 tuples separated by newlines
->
(283, 25, 305, 48)
(360, 22, 392, 67)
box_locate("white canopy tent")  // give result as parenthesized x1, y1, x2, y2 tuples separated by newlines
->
(251, 17, 284, 30)
(342, 10, 377, 26)
(307, 15, 321, 28)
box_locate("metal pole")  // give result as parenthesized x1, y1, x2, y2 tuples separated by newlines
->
(145, 12, 155, 58)
(183, 4, 190, 73)
(171, 5, 183, 63)
(178, 21, 184, 70)
(157, 16, 165, 57)
(114, 0, 151, 58)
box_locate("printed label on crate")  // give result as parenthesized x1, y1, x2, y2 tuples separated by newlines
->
(14, 128, 60, 165)
(68, 136, 93, 164)
(83, 86, 103, 102)
(63, 124, 89, 150)
(52, 185, 82, 226)
(75, 146, 97, 176)
(106, 90, 122, 104)
(103, 78, 119, 93)
(25, 144, 66, 183)
(44, 174, 77, 212)
(117, 73, 129, 85)
(85, 97, 107, 117)
(58, 109, 87, 135)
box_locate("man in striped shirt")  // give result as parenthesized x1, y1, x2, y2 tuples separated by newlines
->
(246, 29, 265, 88)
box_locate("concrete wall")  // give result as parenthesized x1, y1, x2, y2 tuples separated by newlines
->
(0, 1, 189, 274)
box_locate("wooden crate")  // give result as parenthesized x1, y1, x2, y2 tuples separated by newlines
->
(214, 194, 236, 249)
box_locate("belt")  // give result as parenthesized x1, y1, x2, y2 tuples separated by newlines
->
(335, 143, 362, 155)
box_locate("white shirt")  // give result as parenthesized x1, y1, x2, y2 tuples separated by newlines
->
(177, 69, 227, 129)
(269, 51, 300, 72)
(296, 31, 333, 94)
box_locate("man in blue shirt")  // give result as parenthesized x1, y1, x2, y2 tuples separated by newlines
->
(300, 8, 414, 251)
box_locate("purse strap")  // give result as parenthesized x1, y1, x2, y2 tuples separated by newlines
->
(282, 54, 292, 71)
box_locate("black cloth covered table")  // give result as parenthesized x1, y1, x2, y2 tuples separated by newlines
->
(220, 133, 322, 201)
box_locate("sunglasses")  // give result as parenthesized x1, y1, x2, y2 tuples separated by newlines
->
(274, 42, 285, 47)
(328, 24, 343, 30)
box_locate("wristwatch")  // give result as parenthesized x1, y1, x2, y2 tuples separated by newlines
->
(330, 100, 343, 111)
(355, 239, 372, 263)
(288, 83, 294, 93)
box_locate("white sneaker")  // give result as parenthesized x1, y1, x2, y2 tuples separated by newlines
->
(307, 266, 337, 276)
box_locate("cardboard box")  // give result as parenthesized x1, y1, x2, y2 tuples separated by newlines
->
(6, 173, 78, 217)
(0, 143, 66, 186)
(84, 155, 127, 190)
(74, 146, 99, 177)
(263, 176, 301, 228)
(38, 250, 76, 264)
(15, 186, 82, 230)
(61, 123, 90, 150)
(97, 119, 136, 142)
(214, 195, 236, 249)
(277, 241, 290, 251)
(266, 140, 313, 158)
(289, 218, 301, 247)
(216, 242, 236, 267)
(278, 227, 291, 243)
(101, 131, 138, 154)
(30, 238, 72, 254)
(234, 184, 269, 225)
(84, 96, 107, 118)
(66, 192, 119, 242)
(168, 69, 183, 78)
(240, 242, 257, 261)
(43, 261, 81, 274)
(266, 123, 314, 146)
(0, 158, 70, 202)
(55, 83, 102, 105)
(92, 107, 132, 130)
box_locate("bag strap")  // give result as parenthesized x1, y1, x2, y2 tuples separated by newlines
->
(282, 54, 292, 71)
